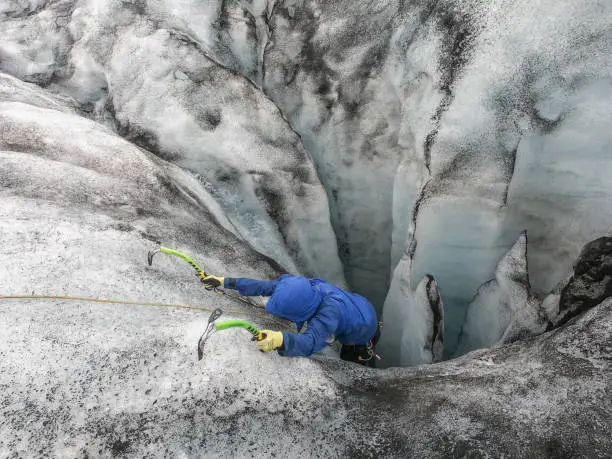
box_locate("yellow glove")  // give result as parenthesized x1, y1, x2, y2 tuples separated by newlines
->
(200, 274, 224, 289)
(256, 330, 284, 352)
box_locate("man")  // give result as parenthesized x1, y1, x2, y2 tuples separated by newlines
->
(201, 273, 380, 366)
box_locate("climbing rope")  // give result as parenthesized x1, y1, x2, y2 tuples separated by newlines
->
(1, 295, 288, 361)
(0, 295, 268, 320)
(0, 294, 290, 328)
(1, 246, 293, 353)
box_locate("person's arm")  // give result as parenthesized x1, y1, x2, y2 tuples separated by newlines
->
(278, 302, 340, 357)
(223, 277, 278, 296)
(224, 274, 291, 297)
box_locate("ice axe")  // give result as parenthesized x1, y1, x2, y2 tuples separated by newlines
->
(197, 308, 266, 360)
(147, 246, 269, 359)
(147, 246, 267, 309)
(148, 246, 216, 289)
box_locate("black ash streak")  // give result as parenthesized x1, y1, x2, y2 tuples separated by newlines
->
(557, 237, 612, 327)
(423, 8, 477, 174)
(425, 274, 444, 351)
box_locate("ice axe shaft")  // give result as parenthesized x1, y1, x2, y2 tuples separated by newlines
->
(215, 320, 265, 341)
(148, 246, 209, 278)
(147, 246, 271, 306)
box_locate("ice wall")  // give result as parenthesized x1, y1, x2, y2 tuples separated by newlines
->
(378, 0, 612, 356)
(455, 232, 546, 355)
(263, 1, 612, 358)
(1, 72, 610, 455)
(264, 0, 412, 307)
(0, 72, 286, 300)
(0, 0, 346, 287)
(377, 266, 444, 367)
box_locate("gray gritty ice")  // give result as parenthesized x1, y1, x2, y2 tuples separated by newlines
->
(1, 1, 612, 456)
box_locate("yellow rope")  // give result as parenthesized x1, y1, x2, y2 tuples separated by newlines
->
(0, 294, 257, 317)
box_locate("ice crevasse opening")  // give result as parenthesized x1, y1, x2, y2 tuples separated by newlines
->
(258, 0, 612, 367)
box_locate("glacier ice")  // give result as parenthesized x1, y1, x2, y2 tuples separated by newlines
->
(263, 0, 415, 308)
(378, 269, 444, 367)
(3, 0, 611, 362)
(361, 0, 612, 356)
(0, 73, 289, 300)
(455, 232, 545, 355)
(1, 0, 610, 365)
(544, 237, 612, 328)
(0, 0, 346, 289)
(1, 2, 612, 451)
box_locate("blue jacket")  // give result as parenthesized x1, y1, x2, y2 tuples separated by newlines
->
(224, 274, 378, 357)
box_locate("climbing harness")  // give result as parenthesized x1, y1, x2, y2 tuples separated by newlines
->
(357, 340, 382, 363)
(196, 307, 266, 360)
(356, 322, 383, 364)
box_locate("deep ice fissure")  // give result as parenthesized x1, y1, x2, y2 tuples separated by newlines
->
(257, 0, 612, 366)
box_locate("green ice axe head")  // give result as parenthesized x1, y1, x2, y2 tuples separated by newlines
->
(148, 246, 219, 289)
(148, 246, 206, 275)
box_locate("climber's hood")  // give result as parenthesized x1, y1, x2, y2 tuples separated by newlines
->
(266, 276, 322, 326)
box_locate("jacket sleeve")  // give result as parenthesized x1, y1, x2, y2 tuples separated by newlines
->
(223, 274, 290, 297)
(278, 301, 340, 357)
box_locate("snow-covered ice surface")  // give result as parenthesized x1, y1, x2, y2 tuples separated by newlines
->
(1, 1, 612, 455)
(0, 85, 610, 452)
(1, 263, 611, 456)
(0, 299, 341, 457)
